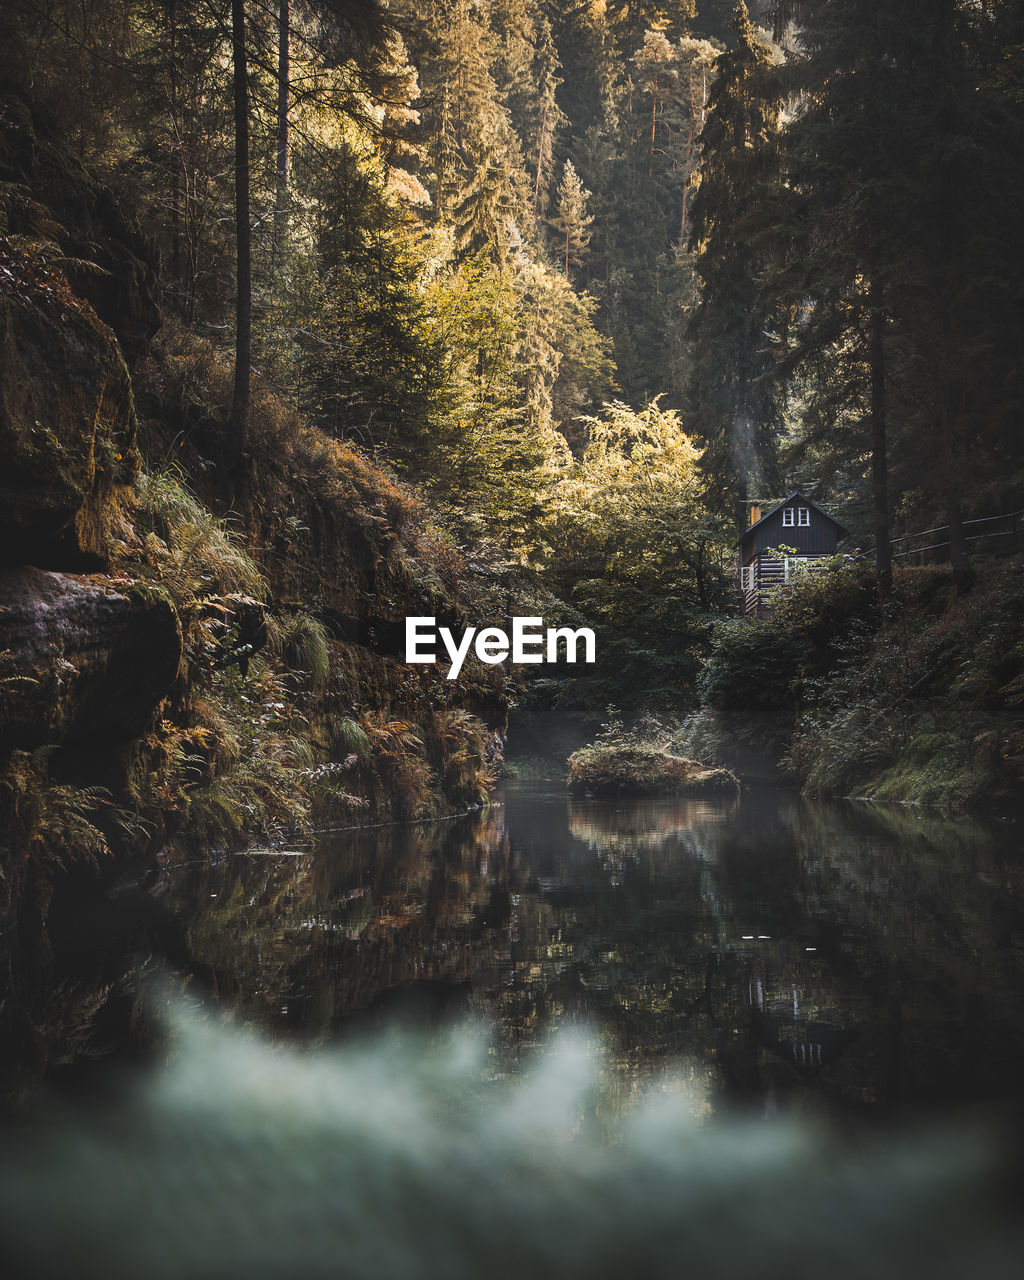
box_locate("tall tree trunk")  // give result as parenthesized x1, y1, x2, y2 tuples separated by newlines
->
(168, 0, 182, 287)
(934, 6, 973, 597)
(275, 0, 291, 259)
(649, 84, 657, 178)
(533, 98, 548, 221)
(941, 397, 974, 594)
(869, 286, 891, 600)
(229, 0, 251, 479)
(680, 115, 695, 244)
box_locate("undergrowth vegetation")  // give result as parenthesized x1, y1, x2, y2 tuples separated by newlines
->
(111, 333, 504, 850)
(1, 329, 505, 916)
(682, 557, 1024, 811)
(114, 455, 500, 849)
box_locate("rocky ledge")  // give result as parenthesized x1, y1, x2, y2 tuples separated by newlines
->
(0, 566, 181, 757)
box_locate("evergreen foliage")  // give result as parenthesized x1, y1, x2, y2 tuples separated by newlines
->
(687, 2, 785, 507)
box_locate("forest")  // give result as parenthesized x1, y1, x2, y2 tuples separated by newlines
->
(4, 8, 1024, 1274)
(2, 0, 1024, 913)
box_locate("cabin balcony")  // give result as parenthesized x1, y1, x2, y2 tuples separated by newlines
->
(737, 553, 831, 617)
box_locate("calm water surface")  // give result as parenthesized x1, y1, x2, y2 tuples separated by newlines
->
(6, 783, 1024, 1123)
(4, 785, 1024, 1279)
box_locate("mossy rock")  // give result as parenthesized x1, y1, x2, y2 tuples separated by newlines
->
(567, 744, 739, 796)
(0, 239, 138, 567)
(0, 566, 181, 756)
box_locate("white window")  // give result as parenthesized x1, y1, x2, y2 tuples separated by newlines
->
(782, 508, 794, 526)
(798, 507, 810, 526)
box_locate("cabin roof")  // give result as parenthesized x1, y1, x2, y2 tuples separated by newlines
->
(734, 491, 850, 548)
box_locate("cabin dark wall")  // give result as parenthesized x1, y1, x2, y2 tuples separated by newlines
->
(739, 502, 844, 561)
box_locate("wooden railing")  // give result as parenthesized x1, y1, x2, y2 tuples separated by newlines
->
(855, 509, 1024, 565)
(739, 554, 831, 614)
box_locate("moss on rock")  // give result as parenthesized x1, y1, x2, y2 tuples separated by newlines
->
(0, 236, 139, 567)
(567, 744, 739, 796)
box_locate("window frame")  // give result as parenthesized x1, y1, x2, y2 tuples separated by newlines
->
(782, 508, 795, 527)
(798, 507, 810, 527)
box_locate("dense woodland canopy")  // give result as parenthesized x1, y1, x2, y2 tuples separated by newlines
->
(2, 0, 1024, 736)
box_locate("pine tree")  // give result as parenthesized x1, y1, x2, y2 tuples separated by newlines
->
(526, 15, 568, 229)
(606, 0, 697, 51)
(420, 0, 527, 264)
(774, 0, 1024, 595)
(772, 0, 908, 595)
(687, 2, 785, 510)
(550, 159, 594, 277)
(274, 0, 290, 259)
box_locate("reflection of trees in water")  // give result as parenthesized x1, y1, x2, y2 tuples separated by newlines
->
(772, 799, 1024, 1107)
(482, 792, 751, 1089)
(0, 811, 514, 1107)
(485, 789, 1024, 1118)
(0, 975, 117, 1108)
(3, 791, 1023, 1122)
(154, 809, 514, 1038)
(0, 889, 177, 1111)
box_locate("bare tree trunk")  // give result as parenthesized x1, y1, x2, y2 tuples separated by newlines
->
(275, 0, 290, 259)
(229, 0, 251, 480)
(934, 4, 973, 597)
(869, 287, 891, 600)
(649, 84, 657, 177)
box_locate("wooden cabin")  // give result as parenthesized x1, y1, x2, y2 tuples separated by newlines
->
(736, 492, 849, 617)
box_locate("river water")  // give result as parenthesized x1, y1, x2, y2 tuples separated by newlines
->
(2, 784, 1023, 1276)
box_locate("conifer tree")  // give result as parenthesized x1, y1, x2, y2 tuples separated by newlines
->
(687, 2, 785, 510)
(772, 0, 906, 595)
(274, 0, 290, 258)
(526, 15, 567, 228)
(551, 159, 594, 278)
(606, 0, 697, 50)
(774, 0, 1024, 595)
(421, 0, 526, 264)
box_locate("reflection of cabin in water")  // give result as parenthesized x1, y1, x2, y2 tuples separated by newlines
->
(736, 492, 849, 617)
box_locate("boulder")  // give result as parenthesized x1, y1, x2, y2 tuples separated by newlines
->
(0, 567, 181, 755)
(567, 744, 740, 797)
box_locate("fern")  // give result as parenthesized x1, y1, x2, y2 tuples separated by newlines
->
(0, 749, 114, 869)
(131, 471, 265, 604)
(331, 716, 372, 761)
(273, 612, 331, 689)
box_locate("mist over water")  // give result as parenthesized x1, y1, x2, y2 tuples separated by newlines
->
(1, 1001, 1021, 1280)
(2, 785, 1024, 1277)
